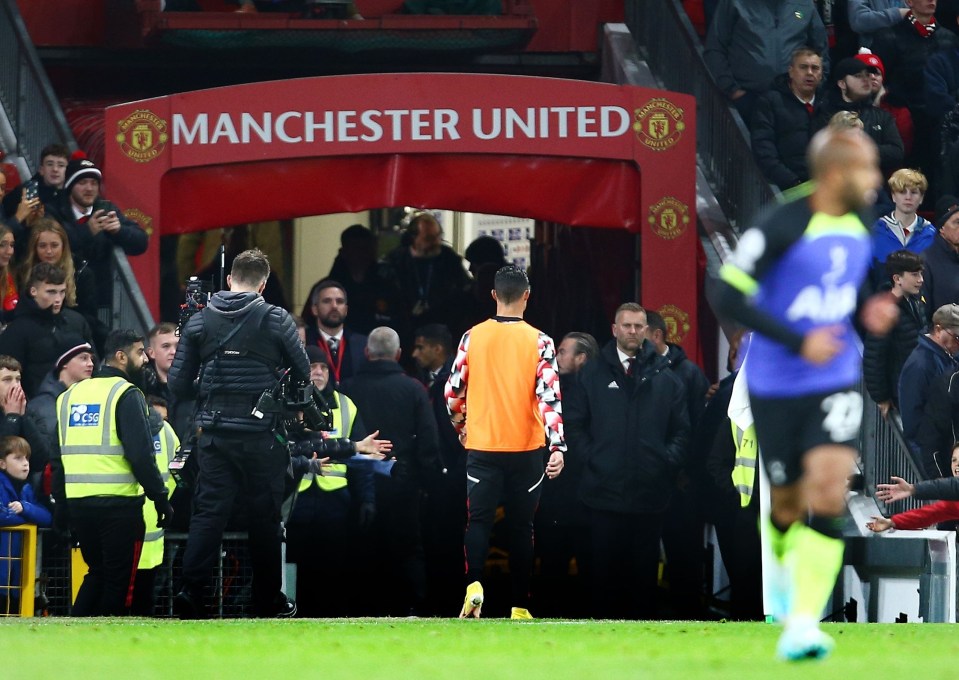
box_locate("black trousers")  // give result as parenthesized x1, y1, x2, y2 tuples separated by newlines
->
(464, 449, 545, 610)
(589, 507, 663, 620)
(179, 432, 288, 615)
(71, 504, 145, 616)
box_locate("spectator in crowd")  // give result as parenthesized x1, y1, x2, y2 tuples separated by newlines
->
(143, 322, 179, 404)
(750, 47, 826, 191)
(856, 50, 915, 159)
(0, 224, 18, 327)
(0, 168, 42, 250)
(325, 224, 406, 337)
(645, 309, 710, 618)
(870, 443, 959, 530)
(285, 345, 379, 617)
(385, 211, 471, 327)
(870, 168, 935, 287)
(463, 235, 508, 277)
(535, 330, 599, 618)
(925, 21, 959, 195)
(818, 57, 905, 177)
(0, 263, 94, 398)
(864, 250, 928, 416)
(0, 435, 51, 616)
(304, 279, 368, 384)
(44, 157, 148, 309)
(564, 303, 690, 620)
(341, 327, 442, 616)
(1, 144, 68, 245)
(170, 249, 304, 619)
(704, 0, 829, 124)
(0, 354, 50, 484)
(411, 323, 465, 613)
(132, 397, 179, 616)
(898, 303, 959, 453)
(24, 334, 94, 470)
(446, 265, 565, 620)
(921, 195, 959, 320)
(849, 0, 910, 48)
(51, 328, 172, 617)
(19, 218, 100, 345)
(873, 0, 958, 181)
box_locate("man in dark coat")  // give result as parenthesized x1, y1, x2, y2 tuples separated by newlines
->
(750, 47, 826, 190)
(304, 279, 368, 384)
(863, 249, 927, 416)
(341, 326, 443, 616)
(564, 303, 690, 619)
(922, 196, 959, 320)
(43, 158, 148, 308)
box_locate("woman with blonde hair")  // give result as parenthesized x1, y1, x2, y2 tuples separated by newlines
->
(20, 218, 96, 321)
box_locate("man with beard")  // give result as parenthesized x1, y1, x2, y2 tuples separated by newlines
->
(44, 157, 148, 309)
(385, 212, 471, 326)
(50, 328, 172, 616)
(304, 279, 368, 383)
(712, 127, 898, 659)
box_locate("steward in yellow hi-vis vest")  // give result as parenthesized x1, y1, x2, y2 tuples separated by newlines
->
(51, 330, 172, 617)
(284, 345, 378, 617)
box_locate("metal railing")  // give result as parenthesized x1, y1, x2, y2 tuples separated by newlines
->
(0, 0, 73, 169)
(623, 0, 778, 232)
(0, 0, 153, 335)
(861, 396, 927, 516)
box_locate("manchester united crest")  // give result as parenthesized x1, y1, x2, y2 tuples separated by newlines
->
(658, 304, 691, 344)
(124, 208, 154, 236)
(116, 110, 169, 163)
(633, 98, 685, 151)
(648, 196, 690, 240)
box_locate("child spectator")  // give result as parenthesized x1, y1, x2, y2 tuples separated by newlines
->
(0, 436, 51, 616)
(870, 168, 935, 288)
(0, 224, 18, 328)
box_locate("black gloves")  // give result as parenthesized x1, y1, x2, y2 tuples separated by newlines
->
(357, 502, 376, 530)
(154, 498, 175, 529)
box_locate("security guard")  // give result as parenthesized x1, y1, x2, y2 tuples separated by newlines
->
(131, 396, 179, 616)
(51, 328, 172, 616)
(170, 248, 310, 619)
(286, 345, 376, 616)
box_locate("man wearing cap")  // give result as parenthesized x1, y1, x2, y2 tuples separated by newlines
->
(25, 333, 95, 468)
(921, 194, 959, 319)
(899, 303, 959, 454)
(818, 56, 904, 177)
(751, 47, 826, 191)
(45, 157, 148, 308)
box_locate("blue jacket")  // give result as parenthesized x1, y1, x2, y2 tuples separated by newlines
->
(0, 471, 51, 527)
(870, 213, 936, 288)
(899, 335, 959, 452)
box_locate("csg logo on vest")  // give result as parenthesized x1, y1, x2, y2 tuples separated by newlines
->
(70, 404, 101, 427)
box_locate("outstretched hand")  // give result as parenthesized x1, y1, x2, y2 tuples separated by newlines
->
(354, 430, 391, 459)
(875, 476, 915, 503)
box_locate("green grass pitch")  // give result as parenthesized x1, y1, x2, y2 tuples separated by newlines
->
(4, 618, 959, 679)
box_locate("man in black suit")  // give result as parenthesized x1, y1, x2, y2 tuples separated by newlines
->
(304, 279, 368, 384)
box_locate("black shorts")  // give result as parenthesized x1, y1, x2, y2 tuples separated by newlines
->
(750, 386, 862, 487)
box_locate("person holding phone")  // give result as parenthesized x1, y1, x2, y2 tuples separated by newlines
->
(45, 157, 148, 311)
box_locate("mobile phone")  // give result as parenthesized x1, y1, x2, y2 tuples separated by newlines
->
(23, 180, 38, 201)
(92, 198, 111, 213)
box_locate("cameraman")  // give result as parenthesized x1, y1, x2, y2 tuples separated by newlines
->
(169, 248, 308, 619)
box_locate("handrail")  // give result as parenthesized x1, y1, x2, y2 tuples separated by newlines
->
(0, 0, 154, 336)
(623, 0, 778, 232)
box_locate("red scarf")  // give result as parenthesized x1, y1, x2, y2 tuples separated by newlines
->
(907, 11, 937, 38)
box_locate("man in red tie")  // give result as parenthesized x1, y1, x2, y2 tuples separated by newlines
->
(303, 279, 368, 384)
(750, 47, 825, 191)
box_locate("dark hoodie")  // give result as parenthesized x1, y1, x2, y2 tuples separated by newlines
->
(169, 290, 309, 434)
(816, 85, 904, 176)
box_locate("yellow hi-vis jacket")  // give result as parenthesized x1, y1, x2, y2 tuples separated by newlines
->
(298, 391, 357, 494)
(727, 355, 757, 508)
(138, 421, 179, 570)
(57, 376, 142, 499)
